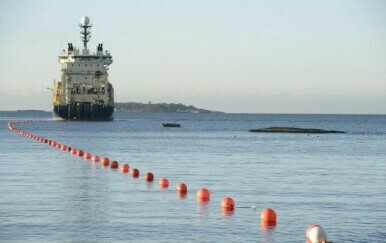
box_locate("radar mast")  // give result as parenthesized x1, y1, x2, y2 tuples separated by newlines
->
(79, 16, 92, 50)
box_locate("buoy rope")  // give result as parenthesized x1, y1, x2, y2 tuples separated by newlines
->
(8, 120, 331, 241)
(7, 120, 220, 203)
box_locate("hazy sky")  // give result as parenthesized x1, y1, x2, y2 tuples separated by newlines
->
(0, 0, 385, 113)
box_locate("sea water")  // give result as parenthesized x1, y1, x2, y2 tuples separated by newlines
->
(0, 111, 385, 242)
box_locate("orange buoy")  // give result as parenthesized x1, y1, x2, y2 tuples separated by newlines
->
(61, 145, 68, 151)
(144, 172, 154, 182)
(110, 160, 119, 169)
(43, 139, 48, 143)
(260, 208, 277, 222)
(77, 150, 84, 156)
(177, 183, 187, 194)
(159, 178, 169, 188)
(100, 157, 109, 166)
(92, 155, 100, 163)
(84, 152, 92, 159)
(71, 148, 78, 154)
(101, 157, 110, 165)
(197, 188, 210, 201)
(120, 163, 129, 173)
(56, 143, 61, 149)
(131, 168, 139, 178)
(221, 197, 235, 210)
(306, 224, 327, 242)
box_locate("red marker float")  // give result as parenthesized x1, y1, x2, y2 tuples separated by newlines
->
(131, 168, 139, 178)
(92, 155, 100, 163)
(100, 157, 109, 166)
(71, 148, 78, 154)
(261, 208, 277, 222)
(221, 197, 235, 210)
(177, 183, 187, 194)
(77, 150, 84, 156)
(84, 152, 91, 160)
(159, 178, 169, 188)
(144, 172, 154, 182)
(110, 160, 118, 169)
(120, 163, 129, 173)
(197, 188, 210, 202)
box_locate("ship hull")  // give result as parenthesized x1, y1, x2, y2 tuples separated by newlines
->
(53, 103, 114, 121)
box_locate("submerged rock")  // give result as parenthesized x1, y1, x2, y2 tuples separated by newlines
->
(249, 127, 344, 134)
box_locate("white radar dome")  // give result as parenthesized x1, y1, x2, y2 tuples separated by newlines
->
(80, 16, 90, 26)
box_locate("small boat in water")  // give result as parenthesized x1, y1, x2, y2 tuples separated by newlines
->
(162, 123, 181, 128)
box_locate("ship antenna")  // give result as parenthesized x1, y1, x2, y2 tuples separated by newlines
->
(79, 16, 92, 50)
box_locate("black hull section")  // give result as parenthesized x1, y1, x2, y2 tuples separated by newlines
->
(53, 103, 114, 121)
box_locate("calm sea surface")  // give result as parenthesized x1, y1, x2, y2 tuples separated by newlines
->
(1, 111, 385, 242)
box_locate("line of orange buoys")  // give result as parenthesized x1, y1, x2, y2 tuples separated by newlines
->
(7, 120, 332, 242)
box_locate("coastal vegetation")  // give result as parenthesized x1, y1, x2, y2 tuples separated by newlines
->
(114, 102, 216, 113)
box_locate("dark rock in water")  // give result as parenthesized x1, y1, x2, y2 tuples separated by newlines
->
(249, 127, 345, 134)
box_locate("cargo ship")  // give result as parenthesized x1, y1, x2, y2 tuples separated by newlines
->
(52, 16, 114, 120)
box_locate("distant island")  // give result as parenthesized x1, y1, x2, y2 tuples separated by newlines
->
(16, 110, 49, 113)
(114, 102, 221, 113)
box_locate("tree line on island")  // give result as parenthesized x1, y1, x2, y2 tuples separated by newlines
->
(114, 102, 218, 113)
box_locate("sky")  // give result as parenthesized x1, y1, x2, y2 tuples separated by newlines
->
(0, 0, 385, 113)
